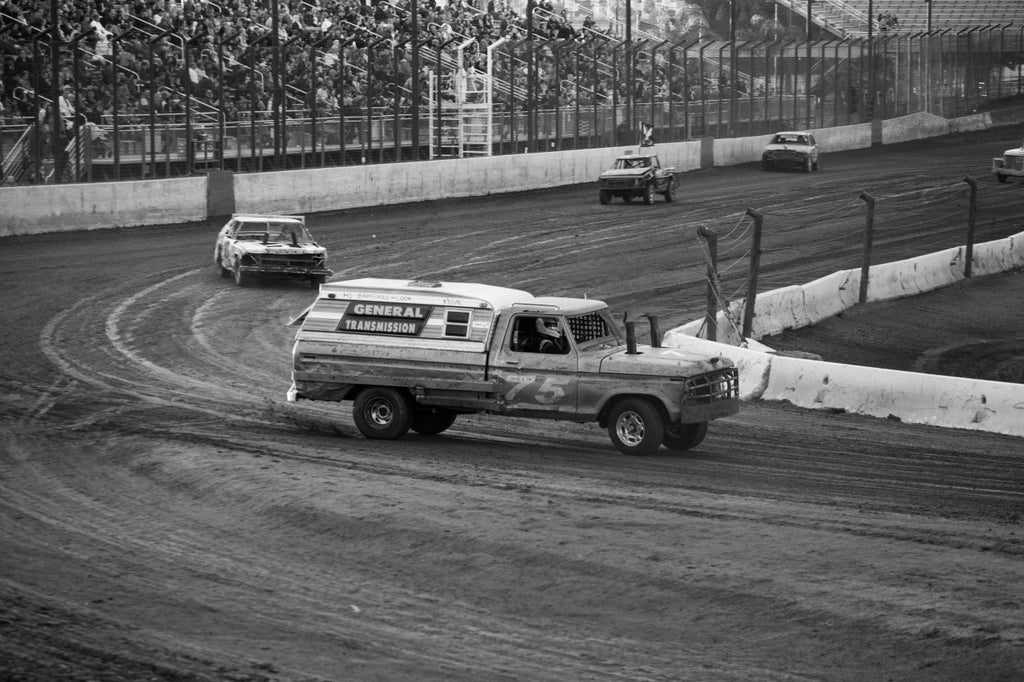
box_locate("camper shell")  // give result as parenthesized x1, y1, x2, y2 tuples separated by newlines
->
(287, 278, 739, 455)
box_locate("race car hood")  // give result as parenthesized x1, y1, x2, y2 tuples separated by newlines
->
(599, 168, 651, 178)
(596, 345, 733, 376)
(235, 240, 326, 255)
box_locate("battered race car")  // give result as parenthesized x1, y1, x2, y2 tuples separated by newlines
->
(598, 151, 678, 204)
(992, 143, 1024, 182)
(762, 131, 819, 172)
(214, 214, 332, 288)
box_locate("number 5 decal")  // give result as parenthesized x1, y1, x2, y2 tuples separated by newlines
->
(535, 377, 571, 405)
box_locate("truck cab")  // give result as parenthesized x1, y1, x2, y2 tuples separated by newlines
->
(288, 278, 738, 455)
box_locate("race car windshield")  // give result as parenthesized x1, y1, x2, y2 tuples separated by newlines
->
(239, 222, 310, 241)
(613, 157, 650, 169)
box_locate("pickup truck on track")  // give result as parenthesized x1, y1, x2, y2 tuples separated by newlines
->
(287, 278, 739, 455)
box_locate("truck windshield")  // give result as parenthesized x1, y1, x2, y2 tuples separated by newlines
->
(567, 310, 621, 349)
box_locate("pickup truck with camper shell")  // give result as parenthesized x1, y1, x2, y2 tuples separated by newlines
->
(287, 278, 739, 455)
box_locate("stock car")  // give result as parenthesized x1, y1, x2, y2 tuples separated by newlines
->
(762, 131, 819, 172)
(214, 214, 332, 288)
(598, 151, 679, 204)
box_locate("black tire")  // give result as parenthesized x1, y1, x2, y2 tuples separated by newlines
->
(232, 259, 252, 287)
(352, 387, 413, 440)
(622, 193, 632, 204)
(216, 249, 230, 278)
(607, 398, 664, 456)
(411, 407, 458, 435)
(803, 157, 813, 173)
(812, 158, 819, 171)
(599, 189, 611, 205)
(664, 177, 677, 202)
(642, 182, 654, 205)
(762, 160, 772, 171)
(310, 274, 326, 288)
(662, 422, 708, 451)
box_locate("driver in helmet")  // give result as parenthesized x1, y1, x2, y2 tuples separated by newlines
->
(535, 317, 565, 354)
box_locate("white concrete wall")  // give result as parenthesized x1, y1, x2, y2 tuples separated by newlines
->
(712, 122, 872, 167)
(0, 176, 208, 237)
(663, 227, 1024, 438)
(234, 140, 705, 214)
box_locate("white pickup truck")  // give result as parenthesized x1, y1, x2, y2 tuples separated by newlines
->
(287, 278, 739, 455)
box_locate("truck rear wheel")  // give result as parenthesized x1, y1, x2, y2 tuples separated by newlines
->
(662, 422, 708, 451)
(411, 407, 457, 435)
(353, 387, 413, 440)
(607, 398, 664, 456)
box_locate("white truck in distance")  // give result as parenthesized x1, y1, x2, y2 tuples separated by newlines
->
(287, 279, 739, 455)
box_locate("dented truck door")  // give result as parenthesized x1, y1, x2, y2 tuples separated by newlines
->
(489, 314, 580, 417)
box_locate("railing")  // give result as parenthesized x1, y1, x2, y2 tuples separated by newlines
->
(4, 30, 1021, 184)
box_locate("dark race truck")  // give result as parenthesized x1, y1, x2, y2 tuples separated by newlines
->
(287, 278, 739, 455)
(598, 151, 679, 205)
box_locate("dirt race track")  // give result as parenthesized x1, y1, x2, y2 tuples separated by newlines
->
(1, 127, 1023, 681)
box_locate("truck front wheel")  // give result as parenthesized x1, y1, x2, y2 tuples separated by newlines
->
(233, 259, 252, 287)
(411, 407, 457, 435)
(662, 422, 708, 451)
(599, 189, 611, 204)
(353, 387, 413, 440)
(642, 183, 654, 205)
(607, 398, 664, 455)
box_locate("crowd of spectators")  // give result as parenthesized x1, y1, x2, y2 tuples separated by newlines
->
(1, 0, 634, 137)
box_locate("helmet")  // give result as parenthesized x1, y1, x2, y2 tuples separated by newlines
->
(536, 317, 560, 339)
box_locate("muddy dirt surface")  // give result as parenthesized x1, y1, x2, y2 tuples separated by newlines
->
(2, 127, 1023, 681)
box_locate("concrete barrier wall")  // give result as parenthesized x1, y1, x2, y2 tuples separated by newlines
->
(865, 246, 963, 302)
(664, 227, 1024, 437)
(973, 232, 1024, 275)
(0, 176, 208, 237)
(813, 122, 873, 152)
(761, 354, 1024, 436)
(234, 140, 704, 214)
(879, 110, 1021, 145)
(712, 122, 872, 168)
(713, 134, 771, 167)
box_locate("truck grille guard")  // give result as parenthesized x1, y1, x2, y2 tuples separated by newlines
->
(683, 367, 739, 404)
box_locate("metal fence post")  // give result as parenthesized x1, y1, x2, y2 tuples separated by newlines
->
(742, 208, 764, 340)
(963, 176, 977, 278)
(859, 191, 876, 303)
(697, 226, 718, 342)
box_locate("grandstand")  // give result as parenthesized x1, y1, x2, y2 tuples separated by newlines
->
(1, 0, 1022, 185)
(773, 0, 1024, 38)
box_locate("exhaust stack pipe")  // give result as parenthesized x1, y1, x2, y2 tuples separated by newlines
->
(645, 314, 661, 348)
(625, 321, 639, 354)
